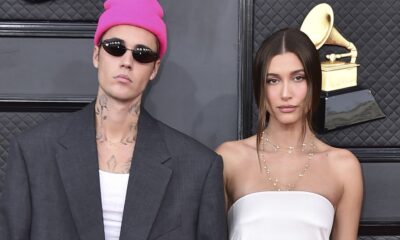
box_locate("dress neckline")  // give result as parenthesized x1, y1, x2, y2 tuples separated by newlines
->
(228, 191, 334, 214)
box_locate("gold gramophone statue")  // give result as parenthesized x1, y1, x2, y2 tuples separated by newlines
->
(300, 3, 384, 132)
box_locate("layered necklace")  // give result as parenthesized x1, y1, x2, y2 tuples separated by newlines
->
(260, 131, 316, 191)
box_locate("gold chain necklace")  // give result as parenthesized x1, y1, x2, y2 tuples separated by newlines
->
(264, 133, 311, 154)
(260, 131, 315, 191)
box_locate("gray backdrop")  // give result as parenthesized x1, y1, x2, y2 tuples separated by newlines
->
(145, 0, 239, 148)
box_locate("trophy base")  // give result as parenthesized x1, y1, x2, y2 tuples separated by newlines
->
(314, 87, 385, 133)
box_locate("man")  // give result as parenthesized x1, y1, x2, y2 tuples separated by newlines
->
(0, 0, 227, 239)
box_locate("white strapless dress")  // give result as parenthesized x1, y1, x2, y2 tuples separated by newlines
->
(228, 191, 334, 240)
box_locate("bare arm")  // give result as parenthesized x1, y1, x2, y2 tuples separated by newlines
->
(215, 142, 236, 212)
(331, 152, 363, 240)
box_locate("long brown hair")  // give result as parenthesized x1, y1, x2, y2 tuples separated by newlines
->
(253, 28, 322, 154)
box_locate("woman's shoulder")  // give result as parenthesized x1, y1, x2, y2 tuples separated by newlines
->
(216, 136, 258, 166)
(216, 136, 256, 157)
(318, 142, 361, 175)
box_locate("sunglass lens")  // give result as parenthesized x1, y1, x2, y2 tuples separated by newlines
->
(103, 43, 126, 57)
(133, 48, 159, 63)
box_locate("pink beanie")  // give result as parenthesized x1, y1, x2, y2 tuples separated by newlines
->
(94, 0, 167, 59)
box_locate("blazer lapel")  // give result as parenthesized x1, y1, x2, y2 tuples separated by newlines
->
(119, 109, 172, 240)
(56, 102, 105, 240)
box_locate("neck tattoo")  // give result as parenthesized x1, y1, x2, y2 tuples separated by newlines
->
(260, 130, 316, 191)
(95, 94, 139, 146)
(95, 95, 139, 173)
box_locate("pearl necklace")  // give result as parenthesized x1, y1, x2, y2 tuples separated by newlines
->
(260, 131, 315, 191)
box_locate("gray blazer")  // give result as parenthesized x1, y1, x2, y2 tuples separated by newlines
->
(0, 102, 227, 240)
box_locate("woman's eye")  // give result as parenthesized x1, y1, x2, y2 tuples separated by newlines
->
(266, 78, 279, 85)
(293, 75, 306, 81)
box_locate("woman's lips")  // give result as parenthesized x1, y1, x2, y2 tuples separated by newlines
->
(278, 105, 297, 113)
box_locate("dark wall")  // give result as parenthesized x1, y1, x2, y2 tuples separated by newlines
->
(145, 0, 239, 148)
(0, 37, 97, 98)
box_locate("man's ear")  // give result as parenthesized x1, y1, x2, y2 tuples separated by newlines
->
(149, 59, 161, 81)
(93, 45, 100, 69)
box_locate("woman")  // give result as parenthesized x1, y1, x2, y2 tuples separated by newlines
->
(216, 28, 363, 240)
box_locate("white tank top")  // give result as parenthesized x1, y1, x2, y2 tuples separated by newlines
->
(99, 170, 130, 240)
(228, 191, 335, 240)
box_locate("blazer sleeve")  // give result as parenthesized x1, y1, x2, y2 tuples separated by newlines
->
(0, 138, 32, 240)
(196, 155, 227, 240)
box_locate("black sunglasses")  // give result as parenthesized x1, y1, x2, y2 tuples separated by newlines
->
(100, 39, 159, 64)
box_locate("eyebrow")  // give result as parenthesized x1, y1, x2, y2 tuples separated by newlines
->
(104, 37, 125, 44)
(103, 38, 156, 51)
(266, 69, 305, 77)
